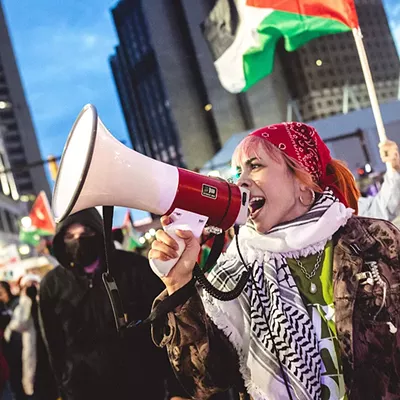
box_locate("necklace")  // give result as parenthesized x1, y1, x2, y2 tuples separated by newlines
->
(294, 251, 323, 294)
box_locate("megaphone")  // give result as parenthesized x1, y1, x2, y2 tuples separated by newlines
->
(52, 104, 249, 277)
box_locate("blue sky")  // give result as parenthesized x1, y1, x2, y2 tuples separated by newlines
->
(2, 0, 147, 226)
(2, 0, 400, 226)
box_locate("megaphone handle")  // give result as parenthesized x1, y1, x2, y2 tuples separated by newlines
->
(149, 225, 187, 278)
(149, 209, 208, 278)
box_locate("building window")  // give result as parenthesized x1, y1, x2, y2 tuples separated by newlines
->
(6, 122, 17, 131)
(4, 210, 17, 234)
(14, 171, 31, 181)
(18, 182, 33, 192)
(5, 134, 21, 144)
(7, 146, 24, 155)
(0, 110, 14, 120)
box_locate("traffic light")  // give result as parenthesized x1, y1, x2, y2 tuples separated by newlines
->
(47, 155, 59, 181)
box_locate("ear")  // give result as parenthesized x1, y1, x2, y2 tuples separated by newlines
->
(292, 176, 307, 195)
(298, 182, 310, 193)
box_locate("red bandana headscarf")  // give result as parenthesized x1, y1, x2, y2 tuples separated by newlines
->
(249, 122, 348, 206)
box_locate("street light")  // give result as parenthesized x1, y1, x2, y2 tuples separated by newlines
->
(48, 155, 59, 181)
(18, 244, 30, 256)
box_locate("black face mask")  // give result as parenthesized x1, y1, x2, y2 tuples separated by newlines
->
(64, 235, 102, 268)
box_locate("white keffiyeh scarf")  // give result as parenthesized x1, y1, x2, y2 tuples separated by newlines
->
(201, 189, 353, 400)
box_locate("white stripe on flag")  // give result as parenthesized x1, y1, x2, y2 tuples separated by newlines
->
(214, 2, 273, 93)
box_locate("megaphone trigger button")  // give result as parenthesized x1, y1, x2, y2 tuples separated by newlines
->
(242, 192, 248, 206)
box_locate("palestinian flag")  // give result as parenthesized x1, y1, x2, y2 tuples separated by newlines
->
(121, 210, 142, 251)
(19, 229, 42, 247)
(29, 191, 56, 235)
(202, 0, 359, 93)
(19, 191, 55, 246)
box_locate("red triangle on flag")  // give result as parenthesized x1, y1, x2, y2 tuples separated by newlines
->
(122, 210, 134, 229)
(29, 191, 56, 234)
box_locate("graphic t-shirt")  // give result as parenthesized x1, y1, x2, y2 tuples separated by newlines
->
(287, 241, 347, 400)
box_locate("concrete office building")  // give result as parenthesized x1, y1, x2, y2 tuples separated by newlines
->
(0, 2, 50, 199)
(0, 3, 51, 253)
(279, 0, 400, 121)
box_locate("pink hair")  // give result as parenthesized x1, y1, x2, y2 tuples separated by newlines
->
(232, 135, 322, 193)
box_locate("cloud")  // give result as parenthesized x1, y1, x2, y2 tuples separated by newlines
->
(19, 25, 116, 85)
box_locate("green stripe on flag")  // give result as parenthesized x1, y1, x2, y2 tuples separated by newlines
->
(19, 228, 53, 247)
(242, 10, 351, 91)
(19, 229, 41, 246)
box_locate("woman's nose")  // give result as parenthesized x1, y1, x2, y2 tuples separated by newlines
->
(237, 176, 252, 188)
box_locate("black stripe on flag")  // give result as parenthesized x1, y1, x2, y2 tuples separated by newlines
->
(200, 0, 240, 61)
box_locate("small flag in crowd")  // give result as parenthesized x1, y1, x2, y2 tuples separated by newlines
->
(121, 210, 142, 250)
(20, 191, 55, 246)
(202, 0, 359, 93)
(29, 191, 56, 235)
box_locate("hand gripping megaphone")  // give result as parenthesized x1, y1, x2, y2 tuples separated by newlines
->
(52, 104, 250, 281)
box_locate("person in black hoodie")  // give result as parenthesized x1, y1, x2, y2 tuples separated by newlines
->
(39, 208, 186, 400)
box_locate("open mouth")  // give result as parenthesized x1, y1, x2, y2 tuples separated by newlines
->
(249, 197, 266, 218)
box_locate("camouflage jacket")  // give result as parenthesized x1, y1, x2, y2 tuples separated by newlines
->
(152, 217, 400, 399)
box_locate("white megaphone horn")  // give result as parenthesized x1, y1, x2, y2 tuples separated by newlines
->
(52, 104, 249, 277)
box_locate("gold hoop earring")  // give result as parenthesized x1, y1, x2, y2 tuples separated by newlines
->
(299, 188, 316, 207)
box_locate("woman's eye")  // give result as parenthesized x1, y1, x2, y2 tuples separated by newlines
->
(250, 163, 261, 170)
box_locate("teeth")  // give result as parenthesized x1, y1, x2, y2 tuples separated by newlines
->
(248, 197, 266, 215)
(250, 197, 264, 204)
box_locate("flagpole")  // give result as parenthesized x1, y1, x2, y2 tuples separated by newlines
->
(352, 27, 392, 172)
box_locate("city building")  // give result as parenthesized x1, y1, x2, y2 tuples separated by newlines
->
(279, 0, 400, 121)
(109, 11, 185, 167)
(109, 0, 291, 170)
(0, 3, 52, 255)
(0, 2, 50, 199)
(110, 0, 399, 169)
